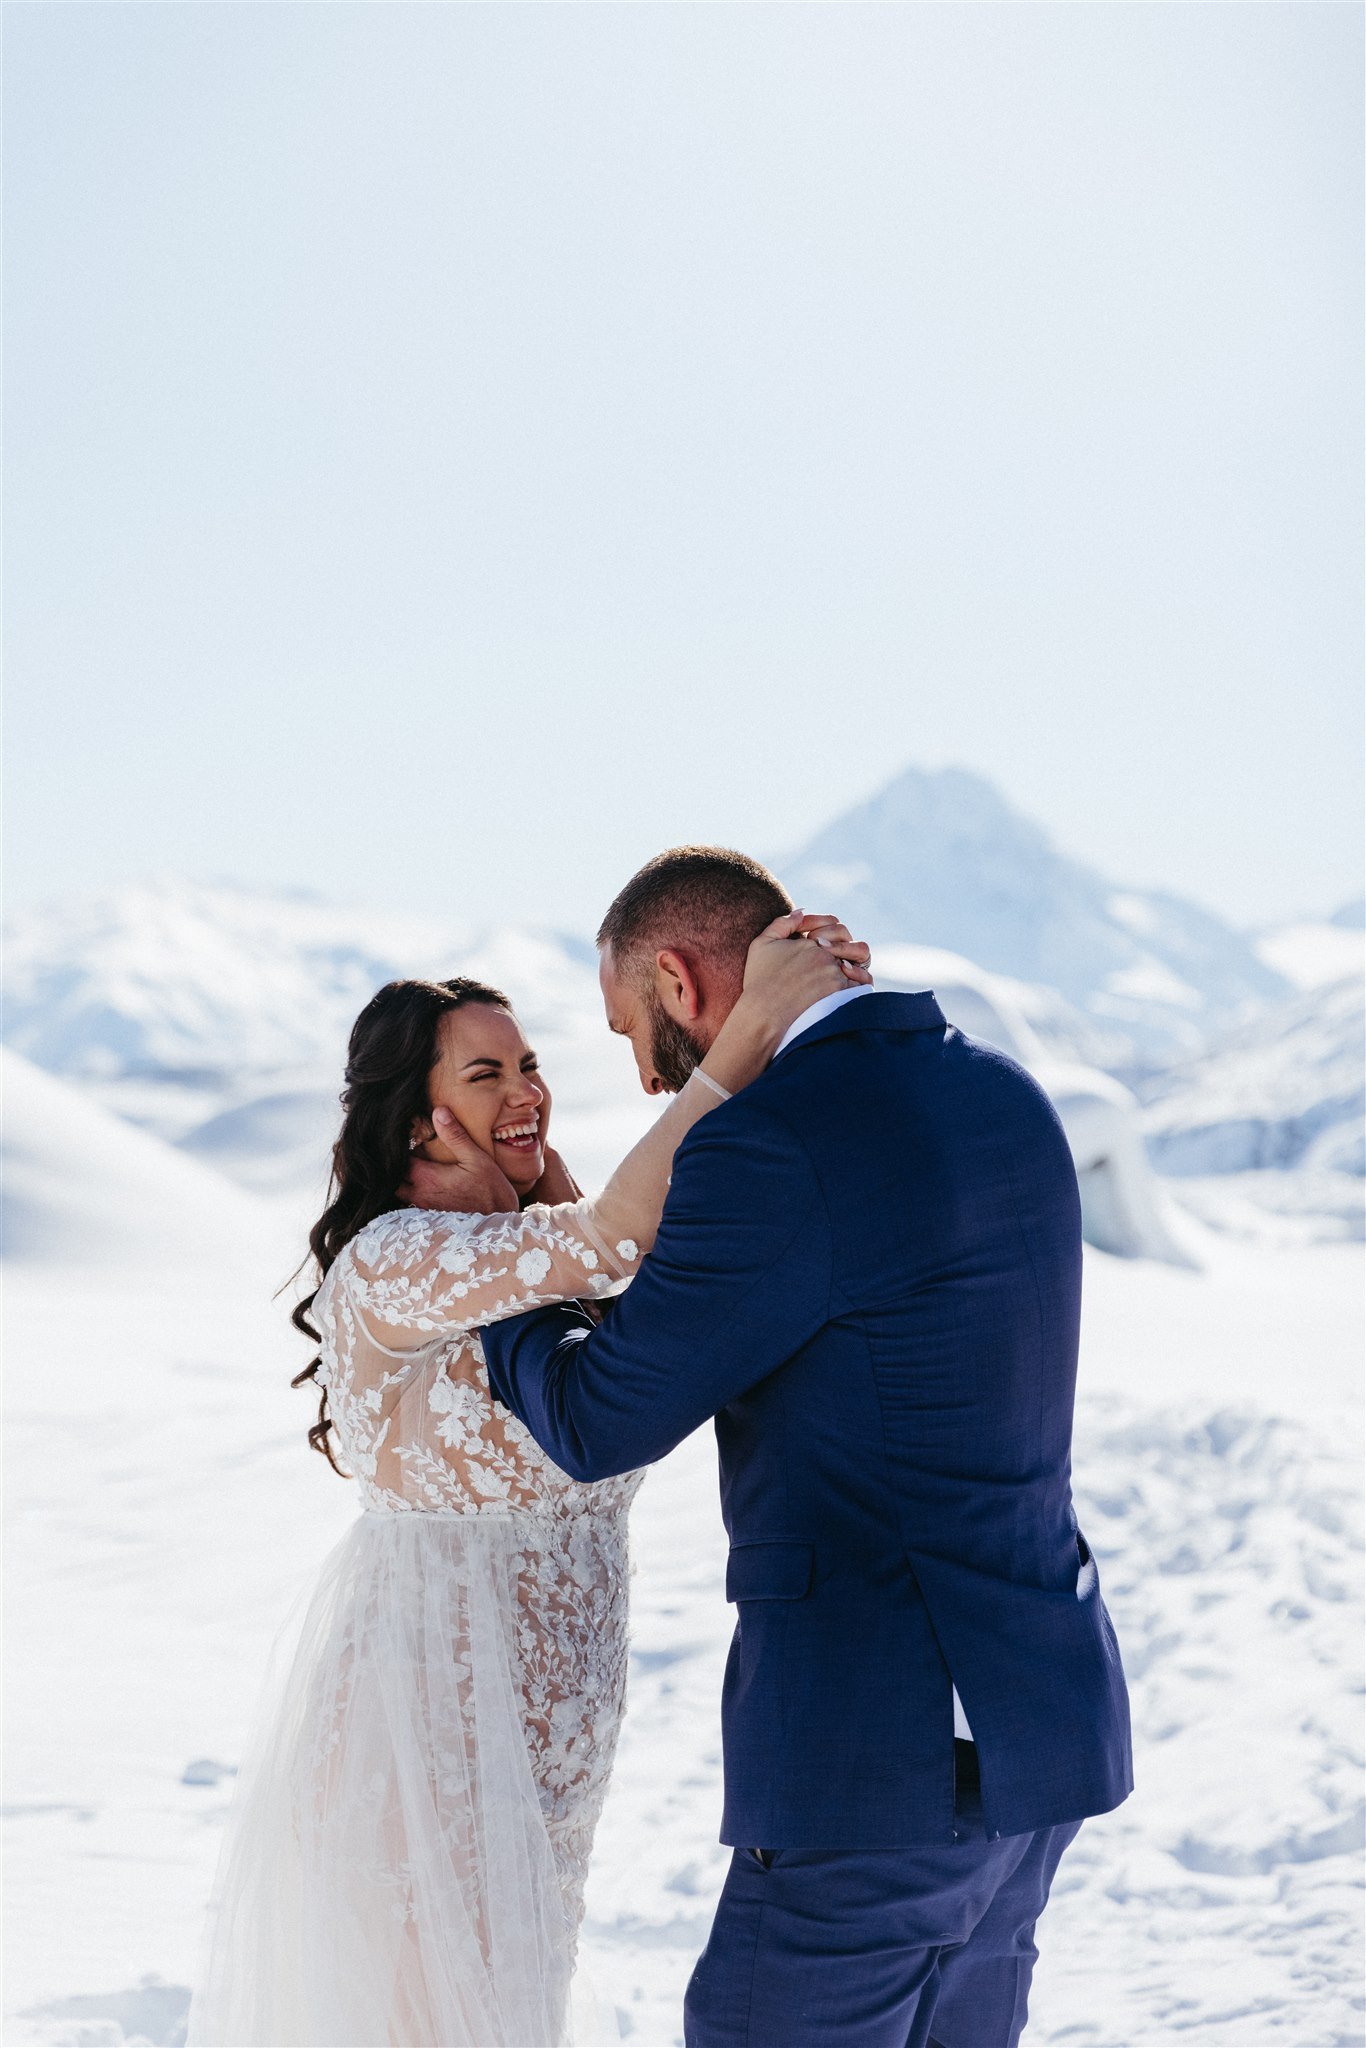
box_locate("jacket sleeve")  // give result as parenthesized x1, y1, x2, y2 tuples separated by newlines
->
(479, 1094, 832, 1481)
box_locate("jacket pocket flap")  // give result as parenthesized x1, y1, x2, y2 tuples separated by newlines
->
(725, 1540, 815, 1603)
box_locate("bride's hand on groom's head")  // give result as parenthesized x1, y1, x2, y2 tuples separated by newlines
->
(699, 913, 873, 1091)
(716, 911, 873, 1072)
(791, 912, 874, 984)
(399, 1106, 520, 1215)
(740, 910, 874, 1021)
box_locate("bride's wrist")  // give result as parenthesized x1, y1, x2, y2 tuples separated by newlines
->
(697, 992, 781, 1093)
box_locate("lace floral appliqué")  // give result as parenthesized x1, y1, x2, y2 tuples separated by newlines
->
(310, 1204, 644, 1944)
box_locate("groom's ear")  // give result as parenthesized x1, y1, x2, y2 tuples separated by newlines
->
(653, 948, 703, 1022)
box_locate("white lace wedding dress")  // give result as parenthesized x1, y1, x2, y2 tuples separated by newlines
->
(187, 1071, 726, 2048)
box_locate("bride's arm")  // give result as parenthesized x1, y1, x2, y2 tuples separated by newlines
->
(341, 1066, 734, 1351)
(342, 915, 869, 1349)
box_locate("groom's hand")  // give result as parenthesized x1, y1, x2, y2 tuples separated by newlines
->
(400, 1106, 520, 1214)
(524, 1146, 582, 1206)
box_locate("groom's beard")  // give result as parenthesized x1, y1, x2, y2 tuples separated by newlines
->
(646, 992, 709, 1095)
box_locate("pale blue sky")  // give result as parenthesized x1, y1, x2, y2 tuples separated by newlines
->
(6, 2, 1361, 934)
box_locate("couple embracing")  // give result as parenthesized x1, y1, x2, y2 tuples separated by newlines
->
(188, 845, 1132, 2048)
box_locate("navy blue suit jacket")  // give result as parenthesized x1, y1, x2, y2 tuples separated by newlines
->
(482, 991, 1133, 1849)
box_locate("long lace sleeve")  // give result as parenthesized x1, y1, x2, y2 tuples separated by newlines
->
(340, 1068, 729, 1348)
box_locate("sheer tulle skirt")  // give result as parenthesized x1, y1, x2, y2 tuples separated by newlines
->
(187, 1511, 623, 2048)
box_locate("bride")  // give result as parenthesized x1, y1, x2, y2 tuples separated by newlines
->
(186, 911, 869, 2048)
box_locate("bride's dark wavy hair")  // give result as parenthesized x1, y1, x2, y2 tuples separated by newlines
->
(291, 975, 513, 1475)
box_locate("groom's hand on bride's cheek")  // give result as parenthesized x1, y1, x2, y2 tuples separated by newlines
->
(400, 1108, 519, 1214)
(401, 1155, 464, 1210)
(525, 1147, 581, 1207)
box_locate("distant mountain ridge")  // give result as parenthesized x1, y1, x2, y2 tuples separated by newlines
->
(3, 834, 1357, 1255)
(1253, 903, 1366, 992)
(2, 769, 1337, 1128)
(1, 879, 605, 1141)
(780, 765, 1289, 1063)
(1139, 975, 1365, 1181)
(0, 882, 1200, 1263)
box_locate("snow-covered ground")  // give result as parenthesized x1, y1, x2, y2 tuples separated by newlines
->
(1167, 1171, 1364, 1250)
(4, 1071, 1363, 2047)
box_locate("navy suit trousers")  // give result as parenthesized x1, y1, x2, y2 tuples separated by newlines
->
(683, 1746, 1081, 2048)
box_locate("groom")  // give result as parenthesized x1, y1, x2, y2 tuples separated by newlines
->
(488, 846, 1131, 2047)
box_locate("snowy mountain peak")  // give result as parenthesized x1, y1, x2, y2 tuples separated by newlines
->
(780, 763, 1288, 1062)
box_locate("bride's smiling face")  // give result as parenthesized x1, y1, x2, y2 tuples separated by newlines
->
(423, 1004, 550, 1195)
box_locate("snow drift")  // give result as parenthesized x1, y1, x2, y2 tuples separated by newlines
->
(1, 1049, 270, 1270)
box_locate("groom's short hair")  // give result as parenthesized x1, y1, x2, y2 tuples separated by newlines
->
(598, 847, 792, 983)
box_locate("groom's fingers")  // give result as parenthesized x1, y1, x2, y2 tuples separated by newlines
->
(400, 1156, 468, 1209)
(431, 1104, 483, 1160)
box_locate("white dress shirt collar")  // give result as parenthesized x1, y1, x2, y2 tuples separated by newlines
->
(773, 981, 878, 1061)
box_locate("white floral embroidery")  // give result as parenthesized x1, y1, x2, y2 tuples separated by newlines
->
(310, 1202, 646, 1947)
(189, 1077, 748, 2038)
